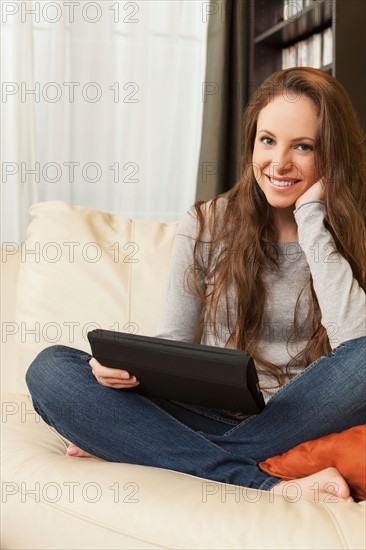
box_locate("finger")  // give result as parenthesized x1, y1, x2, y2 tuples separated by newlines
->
(108, 377, 140, 388)
(89, 357, 130, 377)
(97, 374, 138, 384)
(96, 366, 133, 380)
(110, 380, 140, 389)
(98, 379, 140, 389)
(95, 371, 139, 386)
(119, 374, 138, 384)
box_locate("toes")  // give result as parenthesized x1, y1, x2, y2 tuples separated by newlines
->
(66, 445, 79, 456)
(66, 444, 92, 458)
(272, 467, 355, 503)
(66, 444, 106, 461)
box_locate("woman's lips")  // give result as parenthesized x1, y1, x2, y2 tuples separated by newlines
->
(266, 175, 301, 191)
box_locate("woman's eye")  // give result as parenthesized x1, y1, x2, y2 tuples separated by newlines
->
(296, 143, 313, 152)
(260, 137, 274, 146)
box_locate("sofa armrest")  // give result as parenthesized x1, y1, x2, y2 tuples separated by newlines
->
(1, 248, 21, 394)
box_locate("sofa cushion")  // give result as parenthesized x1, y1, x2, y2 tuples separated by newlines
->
(259, 425, 366, 501)
(14, 201, 178, 394)
(2, 392, 366, 550)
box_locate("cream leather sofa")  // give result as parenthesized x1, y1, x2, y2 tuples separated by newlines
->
(1, 201, 365, 550)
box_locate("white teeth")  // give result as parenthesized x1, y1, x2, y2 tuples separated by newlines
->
(269, 177, 298, 187)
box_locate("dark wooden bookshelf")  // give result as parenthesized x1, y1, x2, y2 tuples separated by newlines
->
(254, 1, 332, 46)
(250, 0, 366, 132)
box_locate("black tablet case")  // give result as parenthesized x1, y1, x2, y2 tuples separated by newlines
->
(87, 329, 265, 414)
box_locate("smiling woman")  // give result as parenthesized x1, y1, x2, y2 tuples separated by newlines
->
(189, 67, 365, 367)
(26, 67, 366, 504)
(252, 93, 320, 241)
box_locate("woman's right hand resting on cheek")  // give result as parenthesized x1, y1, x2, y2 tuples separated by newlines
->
(88, 356, 140, 389)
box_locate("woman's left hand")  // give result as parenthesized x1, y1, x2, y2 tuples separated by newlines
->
(295, 179, 324, 209)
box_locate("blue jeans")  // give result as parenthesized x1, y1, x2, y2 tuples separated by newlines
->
(25, 336, 366, 492)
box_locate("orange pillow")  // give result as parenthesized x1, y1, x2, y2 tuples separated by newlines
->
(259, 425, 366, 501)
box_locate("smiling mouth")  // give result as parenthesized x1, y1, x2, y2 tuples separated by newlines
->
(266, 176, 300, 188)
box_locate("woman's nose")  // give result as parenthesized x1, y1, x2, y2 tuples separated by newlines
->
(269, 149, 295, 176)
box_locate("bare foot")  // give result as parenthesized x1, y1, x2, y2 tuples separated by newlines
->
(270, 467, 354, 503)
(66, 444, 106, 461)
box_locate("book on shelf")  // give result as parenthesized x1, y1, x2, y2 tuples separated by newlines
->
(322, 27, 333, 66)
(283, 0, 315, 21)
(281, 27, 333, 69)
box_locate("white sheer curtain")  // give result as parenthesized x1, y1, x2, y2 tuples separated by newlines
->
(1, 0, 208, 243)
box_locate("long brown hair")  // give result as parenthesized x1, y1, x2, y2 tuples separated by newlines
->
(190, 67, 366, 387)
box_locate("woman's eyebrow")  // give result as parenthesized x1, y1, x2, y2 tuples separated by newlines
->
(258, 129, 276, 137)
(292, 136, 316, 142)
(257, 129, 315, 142)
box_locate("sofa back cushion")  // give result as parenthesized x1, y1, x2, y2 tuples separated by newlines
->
(15, 201, 178, 394)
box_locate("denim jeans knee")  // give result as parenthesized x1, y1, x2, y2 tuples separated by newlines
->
(25, 345, 90, 395)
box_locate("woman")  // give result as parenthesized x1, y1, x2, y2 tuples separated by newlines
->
(26, 67, 366, 502)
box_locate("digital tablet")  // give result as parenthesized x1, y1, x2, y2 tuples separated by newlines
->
(87, 329, 265, 414)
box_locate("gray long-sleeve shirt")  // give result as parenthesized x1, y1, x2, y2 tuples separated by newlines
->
(154, 199, 366, 403)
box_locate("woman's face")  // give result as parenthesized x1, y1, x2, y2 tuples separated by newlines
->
(252, 93, 319, 211)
